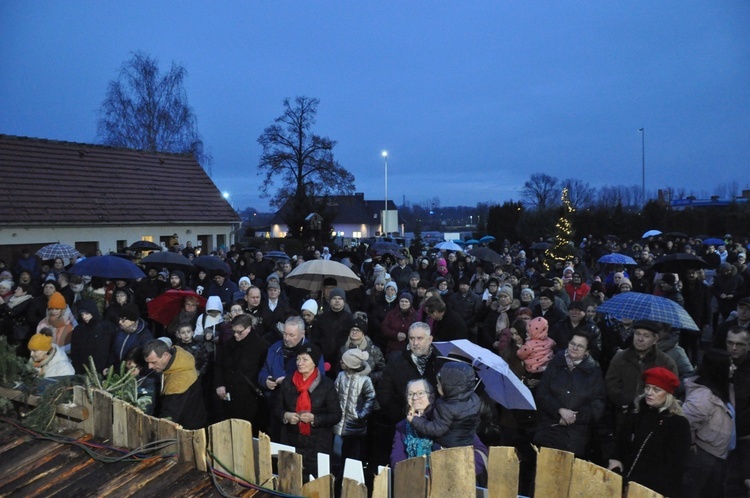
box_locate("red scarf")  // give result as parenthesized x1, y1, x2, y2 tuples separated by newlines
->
(292, 369, 318, 435)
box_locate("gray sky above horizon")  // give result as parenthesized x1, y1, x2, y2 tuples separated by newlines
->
(1, 1, 748, 211)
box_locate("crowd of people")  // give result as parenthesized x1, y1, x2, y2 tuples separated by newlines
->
(0, 233, 749, 497)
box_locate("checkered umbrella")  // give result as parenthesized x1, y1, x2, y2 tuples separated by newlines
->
(36, 243, 80, 260)
(598, 253, 637, 265)
(596, 292, 699, 331)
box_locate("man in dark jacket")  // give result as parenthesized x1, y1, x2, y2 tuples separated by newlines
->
(449, 278, 479, 343)
(681, 268, 712, 364)
(725, 327, 750, 497)
(144, 339, 206, 429)
(70, 299, 115, 374)
(549, 301, 601, 359)
(313, 288, 353, 374)
(112, 304, 153, 365)
(207, 272, 239, 310)
(424, 295, 468, 342)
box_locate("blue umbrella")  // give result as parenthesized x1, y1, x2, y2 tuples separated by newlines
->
(479, 235, 496, 244)
(452, 239, 466, 246)
(465, 239, 480, 245)
(68, 255, 146, 280)
(36, 243, 80, 260)
(596, 292, 699, 331)
(702, 238, 725, 246)
(264, 250, 291, 260)
(435, 241, 464, 252)
(598, 253, 637, 265)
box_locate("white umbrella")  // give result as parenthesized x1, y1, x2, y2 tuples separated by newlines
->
(284, 259, 362, 292)
(435, 241, 464, 252)
(642, 229, 662, 238)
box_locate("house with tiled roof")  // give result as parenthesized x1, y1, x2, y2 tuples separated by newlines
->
(267, 193, 402, 240)
(0, 135, 240, 263)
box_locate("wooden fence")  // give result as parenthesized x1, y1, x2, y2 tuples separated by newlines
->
(2, 385, 664, 498)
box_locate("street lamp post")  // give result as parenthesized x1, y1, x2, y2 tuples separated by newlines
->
(382, 151, 388, 236)
(638, 128, 645, 204)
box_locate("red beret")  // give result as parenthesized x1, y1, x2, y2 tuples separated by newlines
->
(642, 367, 679, 394)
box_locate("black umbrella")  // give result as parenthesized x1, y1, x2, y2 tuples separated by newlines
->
(469, 247, 504, 264)
(193, 255, 230, 274)
(651, 253, 708, 273)
(664, 232, 688, 238)
(141, 251, 194, 269)
(530, 242, 551, 251)
(128, 241, 162, 251)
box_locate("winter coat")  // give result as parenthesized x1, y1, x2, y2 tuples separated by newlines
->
(409, 362, 481, 448)
(517, 324, 556, 374)
(682, 378, 734, 459)
(214, 330, 269, 421)
(258, 338, 326, 396)
(30, 343, 75, 378)
(313, 308, 354, 368)
(431, 308, 469, 343)
(449, 291, 479, 328)
(36, 308, 77, 351)
(381, 306, 417, 354)
(656, 331, 695, 382)
(612, 399, 691, 498)
(338, 336, 386, 385)
(158, 347, 206, 430)
(69, 299, 116, 374)
(112, 319, 153, 364)
(377, 348, 442, 425)
(605, 346, 678, 408)
(549, 317, 601, 359)
(273, 372, 342, 477)
(194, 296, 224, 338)
(682, 280, 712, 330)
(333, 364, 376, 437)
(533, 352, 606, 457)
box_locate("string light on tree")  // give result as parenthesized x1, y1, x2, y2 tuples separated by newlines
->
(545, 187, 577, 266)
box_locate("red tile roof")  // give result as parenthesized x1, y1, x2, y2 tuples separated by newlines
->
(0, 134, 240, 225)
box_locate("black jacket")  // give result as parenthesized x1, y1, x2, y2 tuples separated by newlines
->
(70, 299, 116, 374)
(214, 331, 269, 421)
(432, 308, 468, 342)
(377, 349, 442, 425)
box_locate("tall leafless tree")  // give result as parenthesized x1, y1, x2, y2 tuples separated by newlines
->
(521, 173, 560, 209)
(97, 52, 211, 173)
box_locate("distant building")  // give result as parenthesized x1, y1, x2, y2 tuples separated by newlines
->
(268, 192, 402, 240)
(0, 135, 240, 263)
(663, 188, 750, 210)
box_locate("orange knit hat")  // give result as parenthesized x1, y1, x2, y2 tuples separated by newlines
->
(47, 291, 66, 309)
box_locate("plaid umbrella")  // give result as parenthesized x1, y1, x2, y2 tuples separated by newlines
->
(68, 255, 146, 280)
(596, 292, 699, 331)
(433, 340, 536, 410)
(598, 253, 637, 265)
(285, 259, 362, 292)
(36, 243, 80, 260)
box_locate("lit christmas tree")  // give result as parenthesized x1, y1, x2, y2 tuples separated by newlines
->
(545, 187, 577, 266)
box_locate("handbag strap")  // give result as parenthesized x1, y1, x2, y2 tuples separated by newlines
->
(625, 431, 653, 479)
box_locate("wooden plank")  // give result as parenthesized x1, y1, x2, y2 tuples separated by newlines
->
(257, 431, 274, 488)
(112, 398, 129, 447)
(302, 474, 334, 498)
(626, 481, 664, 498)
(73, 385, 96, 435)
(534, 446, 575, 498)
(176, 428, 197, 466)
(394, 456, 427, 498)
(371, 466, 390, 498)
(208, 420, 234, 474)
(156, 417, 180, 456)
(568, 458, 622, 497)
(487, 446, 519, 498)
(341, 477, 368, 498)
(277, 450, 303, 496)
(429, 446, 475, 498)
(0, 386, 89, 421)
(230, 418, 256, 483)
(125, 403, 143, 449)
(93, 389, 113, 441)
(192, 428, 208, 472)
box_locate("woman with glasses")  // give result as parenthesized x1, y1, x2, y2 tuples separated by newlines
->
(390, 378, 488, 480)
(532, 330, 606, 458)
(608, 367, 690, 498)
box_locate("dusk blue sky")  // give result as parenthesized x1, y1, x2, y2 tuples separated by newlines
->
(2, 2, 748, 211)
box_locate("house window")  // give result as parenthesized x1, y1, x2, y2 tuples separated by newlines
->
(217, 234, 226, 250)
(353, 231, 362, 238)
(116, 240, 127, 252)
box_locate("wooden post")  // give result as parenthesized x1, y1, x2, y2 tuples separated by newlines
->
(192, 428, 208, 472)
(371, 466, 390, 498)
(73, 385, 95, 435)
(487, 446, 519, 498)
(125, 403, 144, 449)
(230, 419, 255, 484)
(341, 478, 368, 498)
(568, 459, 622, 497)
(534, 447, 575, 498)
(93, 389, 113, 441)
(257, 432, 274, 488)
(155, 417, 180, 456)
(208, 420, 234, 475)
(626, 481, 664, 498)
(430, 446, 475, 497)
(112, 398, 129, 447)
(302, 474, 334, 498)
(277, 450, 303, 496)
(394, 456, 427, 498)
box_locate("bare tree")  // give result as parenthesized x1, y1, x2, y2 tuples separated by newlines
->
(562, 178, 596, 209)
(96, 52, 211, 173)
(257, 96, 355, 238)
(521, 173, 560, 210)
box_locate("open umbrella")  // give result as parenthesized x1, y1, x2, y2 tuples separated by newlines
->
(452, 240, 466, 246)
(433, 340, 536, 410)
(128, 241, 162, 252)
(36, 243, 80, 260)
(469, 247, 504, 265)
(642, 229, 662, 239)
(369, 241, 402, 256)
(598, 253, 637, 265)
(479, 235, 496, 244)
(147, 290, 207, 326)
(435, 241, 464, 252)
(651, 253, 708, 273)
(193, 255, 231, 274)
(141, 251, 194, 269)
(285, 259, 362, 292)
(664, 232, 688, 238)
(702, 238, 725, 246)
(465, 239, 480, 245)
(530, 241, 551, 251)
(264, 250, 291, 261)
(68, 255, 146, 280)
(596, 292, 699, 331)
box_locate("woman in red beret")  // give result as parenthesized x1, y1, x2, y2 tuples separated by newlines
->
(608, 366, 691, 497)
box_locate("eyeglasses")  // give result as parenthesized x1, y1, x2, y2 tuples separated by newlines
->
(233, 327, 249, 335)
(568, 342, 587, 350)
(408, 391, 427, 399)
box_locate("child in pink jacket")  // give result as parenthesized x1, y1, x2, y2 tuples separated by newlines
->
(517, 316, 556, 374)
